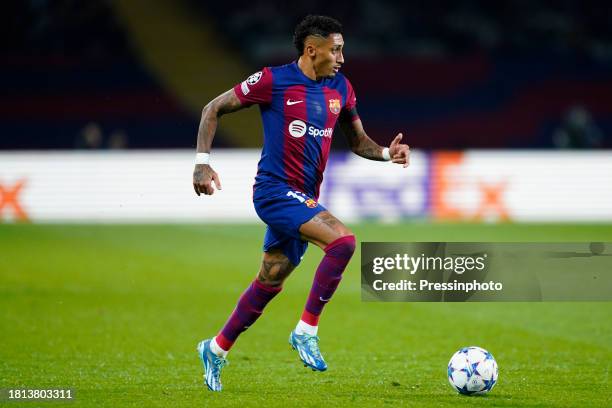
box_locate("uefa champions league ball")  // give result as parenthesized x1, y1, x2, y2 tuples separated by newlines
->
(447, 346, 498, 395)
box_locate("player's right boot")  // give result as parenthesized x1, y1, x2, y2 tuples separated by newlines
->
(289, 330, 328, 371)
(197, 339, 228, 392)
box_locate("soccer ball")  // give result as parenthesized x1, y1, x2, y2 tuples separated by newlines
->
(447, 346, 498, 395)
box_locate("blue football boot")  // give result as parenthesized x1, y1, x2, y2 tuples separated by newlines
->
(197, 339, 228, 392)
(289, 330, 328, 371)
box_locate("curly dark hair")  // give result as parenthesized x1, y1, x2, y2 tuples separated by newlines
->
(293, 15, 343, 55)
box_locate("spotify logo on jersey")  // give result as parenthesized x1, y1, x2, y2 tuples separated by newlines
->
(288, 120, 334, 138)
(288, 120, 307, 138)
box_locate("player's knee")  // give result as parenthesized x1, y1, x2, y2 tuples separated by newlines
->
(256, 275, 284, 288)
(338, 225, 354, 239)
(257, 254, 294, 287)
(325, 234, 356, 259)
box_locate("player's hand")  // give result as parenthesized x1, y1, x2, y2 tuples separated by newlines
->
(388, 133, 410, 168)
(193, 164, 222, 196)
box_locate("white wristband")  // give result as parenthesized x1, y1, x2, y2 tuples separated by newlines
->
(382, 147, 391, 161)
(195, 152, 210, 165)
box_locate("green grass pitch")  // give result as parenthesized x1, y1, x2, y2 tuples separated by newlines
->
(1, 223, 611, 407)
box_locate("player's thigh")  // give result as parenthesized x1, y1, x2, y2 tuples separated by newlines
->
(299, 210, 354, 249)
(257, 248, 296, 287)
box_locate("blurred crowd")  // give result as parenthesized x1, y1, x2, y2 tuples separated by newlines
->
(3, 0, 611, 149)
(6, 0, 129, 59)
(198, 0, 612, 62)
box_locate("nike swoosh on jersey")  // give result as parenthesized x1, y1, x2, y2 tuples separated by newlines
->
(286, 99, 303, 105)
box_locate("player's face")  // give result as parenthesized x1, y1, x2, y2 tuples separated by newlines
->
(314, 33, 344, 78)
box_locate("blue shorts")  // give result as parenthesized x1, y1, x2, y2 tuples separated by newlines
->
(253, 183, 326, 266)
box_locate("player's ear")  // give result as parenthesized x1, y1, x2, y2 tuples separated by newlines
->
(305, 43, 316, 58)
(304, 36, 318, 58)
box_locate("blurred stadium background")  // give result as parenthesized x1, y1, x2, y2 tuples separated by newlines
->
(1, 1, 611, 407)
(2, 0, 612, 223)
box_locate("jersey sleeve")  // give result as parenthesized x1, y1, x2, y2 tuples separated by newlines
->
(233, 67, 273, 106)
(342, 77, 360, 121)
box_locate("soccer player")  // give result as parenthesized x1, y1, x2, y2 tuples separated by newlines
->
(193, 15, 410, 392)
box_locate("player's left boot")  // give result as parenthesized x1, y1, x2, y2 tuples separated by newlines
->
(197, 339, 228, 392)
(289, 330, 328, 371)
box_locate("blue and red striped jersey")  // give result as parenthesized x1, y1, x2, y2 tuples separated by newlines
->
(233, 62, 359, 199)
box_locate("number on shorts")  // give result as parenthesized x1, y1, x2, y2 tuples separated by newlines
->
(286, 190, 306, 203)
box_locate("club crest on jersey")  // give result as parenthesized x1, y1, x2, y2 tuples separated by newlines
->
(328, 99, 341, 115)
(305, 198, 318, 208)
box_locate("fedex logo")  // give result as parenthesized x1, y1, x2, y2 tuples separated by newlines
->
(288, 120, 333, 138)
(0, 179, 28, 221)
(322, 152, 512, 222)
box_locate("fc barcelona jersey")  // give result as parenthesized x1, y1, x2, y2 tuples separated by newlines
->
(233, 62, 359, 198)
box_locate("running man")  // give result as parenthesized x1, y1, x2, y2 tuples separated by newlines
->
(193, 15, 410, 392)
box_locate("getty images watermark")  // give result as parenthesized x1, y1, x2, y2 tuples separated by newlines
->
(361, 243, 612, 302)
(371, 252, 502, 293)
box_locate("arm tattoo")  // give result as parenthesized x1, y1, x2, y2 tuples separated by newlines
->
(196, 89, 243, 153)
(339, 109, 385, 161)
